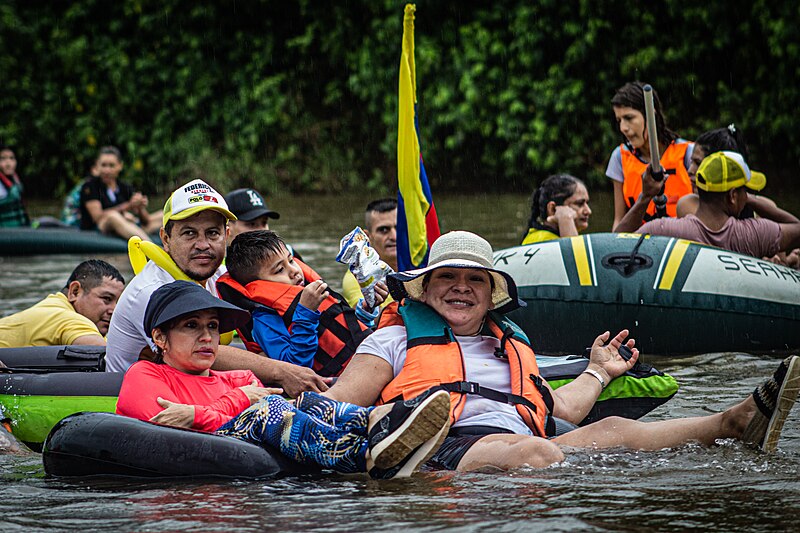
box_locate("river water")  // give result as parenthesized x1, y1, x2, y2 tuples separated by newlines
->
(2, 193, 799, 531)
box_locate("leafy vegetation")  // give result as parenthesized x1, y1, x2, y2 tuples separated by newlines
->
(1, 0, 797, 197)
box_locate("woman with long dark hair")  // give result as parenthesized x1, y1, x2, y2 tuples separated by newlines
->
(606, 82, 694, 229)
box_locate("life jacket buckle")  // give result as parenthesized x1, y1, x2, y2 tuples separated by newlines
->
(457, 381, 481, 394)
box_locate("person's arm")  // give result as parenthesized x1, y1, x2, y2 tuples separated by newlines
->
(747, 194, 800, 252)
(150, 372, 281, 430)
(71, 334, 106, 346)
(324, 352, 395, 406)
(613, 165, 664, 233)
(211, 344, 330, 397)
(116, 363, 192, 422)
(83, 199, 108, 224)
(548, 206, 579, 237)
(675, 194, 699, 218)
(548, 330, 639, 425)
(59, 311, 106, 346)
(252, 307, 320, 368)
(611, 181, 628, 230)
(126, 191, 151, 221)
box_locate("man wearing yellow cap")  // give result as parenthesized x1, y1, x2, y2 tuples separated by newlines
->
(105, 179, 329, 396)
(615, 151, 800, 259)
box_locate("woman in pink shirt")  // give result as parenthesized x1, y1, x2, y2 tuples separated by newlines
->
(116, 280, 450, 479)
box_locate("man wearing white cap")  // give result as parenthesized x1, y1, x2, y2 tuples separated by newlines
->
(105, 179, 329, 395)
(616, 151, 800, 259)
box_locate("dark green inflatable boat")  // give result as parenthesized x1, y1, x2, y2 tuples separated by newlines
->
(494, 233, 800, 356)
(0, 227, 128, 255)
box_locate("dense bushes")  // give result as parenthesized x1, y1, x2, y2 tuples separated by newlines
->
(0, 0, 797, 197)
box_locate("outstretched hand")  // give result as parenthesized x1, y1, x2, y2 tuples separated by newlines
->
(588, 329, 639, 381)
(149, 397, 195, 428)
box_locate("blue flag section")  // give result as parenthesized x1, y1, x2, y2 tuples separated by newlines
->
(396, 3, 440, 272)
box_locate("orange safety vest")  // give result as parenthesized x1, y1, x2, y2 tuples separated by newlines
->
(620, 140, 693, 221)
(216, 260, 372, 377)
(377, 300, 553, 437)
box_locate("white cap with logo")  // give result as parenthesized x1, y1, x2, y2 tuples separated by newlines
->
(162, 179, 237, 227)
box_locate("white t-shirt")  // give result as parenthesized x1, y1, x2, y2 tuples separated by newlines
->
(358, 325, 533, 435)
(104, 261, 226, 372)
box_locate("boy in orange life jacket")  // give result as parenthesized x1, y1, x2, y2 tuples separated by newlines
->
(219, 230, 386, 373)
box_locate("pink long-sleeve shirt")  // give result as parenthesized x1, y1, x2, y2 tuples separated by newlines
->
(116, 360, 260, 432)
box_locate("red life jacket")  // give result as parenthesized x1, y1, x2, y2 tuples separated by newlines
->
(620, 140, 693, 222)
(216, 260, 372, 377)
(377, 300, 553, 437)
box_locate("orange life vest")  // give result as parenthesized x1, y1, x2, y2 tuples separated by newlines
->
(620, 140, 693, 222)
(216, 260, 372, 377)
(377, 300, 553, 437)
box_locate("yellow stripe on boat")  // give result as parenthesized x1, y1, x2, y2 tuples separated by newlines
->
(570, 236, 593, 286)
(658, 239, 690, 290)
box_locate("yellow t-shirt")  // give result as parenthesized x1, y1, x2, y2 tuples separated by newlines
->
(521, 227, 560, 245)
(0, 292, 101, 347)
(341, 270, 394, 309)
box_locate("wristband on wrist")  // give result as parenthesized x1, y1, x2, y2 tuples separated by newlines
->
(582, 368, 606, 390)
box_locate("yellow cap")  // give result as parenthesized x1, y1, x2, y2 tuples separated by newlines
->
(162, 179, 237, 227)
(696, 151, 766, 193)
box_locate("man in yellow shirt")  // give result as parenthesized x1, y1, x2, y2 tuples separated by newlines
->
(0, 260, 124, 347)
(342, 198, 398, 309)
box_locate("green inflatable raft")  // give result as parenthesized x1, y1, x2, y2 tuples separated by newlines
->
(494, 232, 800, 356)
(0, 345, 677, 451)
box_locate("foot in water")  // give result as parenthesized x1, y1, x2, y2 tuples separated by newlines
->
(741, 355, 800, 452)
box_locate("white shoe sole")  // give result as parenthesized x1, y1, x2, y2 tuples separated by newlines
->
(370, 390, 451, 470)
(390, 418, 451, 478)
(763, 355, 800, 452)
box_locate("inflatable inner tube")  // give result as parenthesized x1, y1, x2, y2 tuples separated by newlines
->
(43, 412, 319, 479)
(0, 345, 106, 372)
(538, 355, 677, 425)
(0, 372, 121, 451)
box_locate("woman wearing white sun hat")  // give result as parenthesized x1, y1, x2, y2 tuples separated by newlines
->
(320, 230, 800, 472)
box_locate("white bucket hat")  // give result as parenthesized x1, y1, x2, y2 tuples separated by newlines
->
(387, 231, 525, 314)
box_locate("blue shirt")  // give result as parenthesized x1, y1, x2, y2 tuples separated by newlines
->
(252, 304, 321, 368)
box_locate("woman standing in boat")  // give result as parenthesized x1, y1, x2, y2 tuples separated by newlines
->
(606, 82, 694, 230)
(521, 174, 591, 244)
(115, 280, 451, 479)
(79, 146, 159, 241)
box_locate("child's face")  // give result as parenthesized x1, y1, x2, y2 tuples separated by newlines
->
(0, 149, 17, 176)
(257, 244, 305, 286)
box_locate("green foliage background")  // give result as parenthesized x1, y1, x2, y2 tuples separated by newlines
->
(1, 0, 797, 197)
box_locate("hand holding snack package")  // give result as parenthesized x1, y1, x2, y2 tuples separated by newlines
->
(336, 227, 394, 309)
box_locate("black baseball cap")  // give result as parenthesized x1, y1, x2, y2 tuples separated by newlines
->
(144, 280, 250, 336)
(224, 188, 280, 221)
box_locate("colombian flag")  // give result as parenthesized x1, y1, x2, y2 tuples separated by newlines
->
(396, 3, 440, 272)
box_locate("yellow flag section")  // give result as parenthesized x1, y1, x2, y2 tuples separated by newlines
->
(127, 237, 233, 344)
(396, 4, 440, 271)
